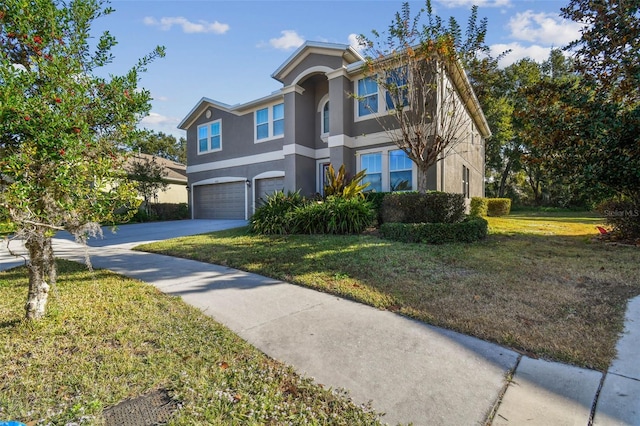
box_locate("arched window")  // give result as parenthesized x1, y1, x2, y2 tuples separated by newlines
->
(322, 100, 330, 135)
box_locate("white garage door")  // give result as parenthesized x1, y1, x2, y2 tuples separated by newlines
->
(193, 182, 245, 219)
(255, 177, 284, 207)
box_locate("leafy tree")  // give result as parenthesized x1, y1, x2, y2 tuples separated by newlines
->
(356, 0, 490, 192)
(0, 0, 164, 319)
(127, 154, 168, 214)
(516, 0, 640, 219)
(131, 130, 186, 164)
(562, 0, 640, 104)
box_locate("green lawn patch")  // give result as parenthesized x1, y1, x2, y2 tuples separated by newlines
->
(137, 212, 640, 371)
(0, 260, 382, 425)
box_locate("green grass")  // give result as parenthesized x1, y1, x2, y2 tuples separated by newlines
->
(0, 260, 382, 425)
(137, 212, 640, 371)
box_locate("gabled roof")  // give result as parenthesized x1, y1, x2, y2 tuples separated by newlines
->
(126, 152, 187, 184)
(271, 41, 363, 83)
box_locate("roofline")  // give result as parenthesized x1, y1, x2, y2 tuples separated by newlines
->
(178, 91, 283, 130)
(271, 41, 364, 82)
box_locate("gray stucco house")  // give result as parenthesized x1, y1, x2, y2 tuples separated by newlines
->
(178, 41, 491, 220)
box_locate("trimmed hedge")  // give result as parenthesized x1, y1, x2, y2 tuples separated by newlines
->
(470, 197, 512, 217)
(470, 197, 489, 217)
(379, 216, 488, 244)
(487, 198, 512, 216)
(380, 192, 466, 224)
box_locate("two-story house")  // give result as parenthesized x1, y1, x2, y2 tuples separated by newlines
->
(178, 41, 490, 220)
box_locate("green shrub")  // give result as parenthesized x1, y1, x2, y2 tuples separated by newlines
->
(249, 190, 306, 235)
(150, 203, 190, 221)
(470, 197, 489, 217)
(487, 198, 512, 216)
(380, 192, 466, 224)
(596, 198, 640, 239)
(323, 164, 369, 199)
(379, 216, 488, 244)
(364, 192, 389, 224)
(291, 197, 374, 235)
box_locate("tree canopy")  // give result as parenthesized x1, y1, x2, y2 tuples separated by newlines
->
(0, 0, 164, 319)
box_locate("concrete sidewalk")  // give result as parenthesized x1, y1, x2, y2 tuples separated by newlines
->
(2, 236, 638, 425)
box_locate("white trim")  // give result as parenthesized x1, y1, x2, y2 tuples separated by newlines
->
(281, 84, 305, 95)
(326, 66, 349, 81)
(253, 170, 285, 180)
(190, 177, 249, 220)
(329, 131, 399, 150)
(283, 144, 329, 159)
(187, 151, 284, 174)
(291, 65, 334, 86)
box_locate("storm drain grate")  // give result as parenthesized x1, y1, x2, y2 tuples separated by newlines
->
(103, 389, 178, 426)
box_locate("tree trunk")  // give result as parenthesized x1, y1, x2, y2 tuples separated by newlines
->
(416, 164, 429, 194)
(498, 159, 512, 198)
(24, 235, 51, 320)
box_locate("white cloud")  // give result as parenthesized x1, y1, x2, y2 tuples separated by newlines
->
(348, 33, 364, 53)
(140, 113, 183, 138)
(141, 112, 179, 126)
(507, 11, 582, 46)
(269, 30, 305, 50)
(143, 16, 229, 34)
(437, 0, 511, 8)
(490, 42, 552, 68)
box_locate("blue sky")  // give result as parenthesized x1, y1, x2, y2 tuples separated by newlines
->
(92, 0, 583, 139)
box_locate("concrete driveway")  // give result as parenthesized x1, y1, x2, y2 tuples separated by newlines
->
(0, 219, 247, 270)
(55, 219, 248, 249)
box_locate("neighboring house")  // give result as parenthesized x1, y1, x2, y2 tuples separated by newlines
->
(178, 41, 491, 220)
(125, 152, 188, 204)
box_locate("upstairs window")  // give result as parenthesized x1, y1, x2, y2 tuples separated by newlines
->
(255, 103, 285, 142)
(273, 103, 284, 136)
(256, 108, 269, 140)
(385, 68, 409, 111)
(322, 100, 330, 135)
(357, 77, 378, 117)
(197, 120, 222, 154)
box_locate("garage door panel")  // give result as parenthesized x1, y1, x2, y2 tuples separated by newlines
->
(194, 182, 245, 219)
(256, 177, 284, 207)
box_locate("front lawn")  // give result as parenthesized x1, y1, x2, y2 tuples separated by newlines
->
(137, 212, 640, 371)
(0, 260, 382, 425)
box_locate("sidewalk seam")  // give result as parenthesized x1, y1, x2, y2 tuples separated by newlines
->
(483, 354, 523, 425)
(241, 302, 326, 333)
(588, 370, 607, 426)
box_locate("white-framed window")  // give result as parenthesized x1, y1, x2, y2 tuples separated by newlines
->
(255, 103, 285, 142)
(389, 149, 413, 191)
(357, 76, 379, 118)
(358, 147, 415, 192)
(361, 152, 383, 192)
(356, 68, 409, 120)
(197, 119, 222, 154)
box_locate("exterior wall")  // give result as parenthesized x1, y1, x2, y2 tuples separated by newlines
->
(157, 183, 188, 204)
(181, 43, 488, 217)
